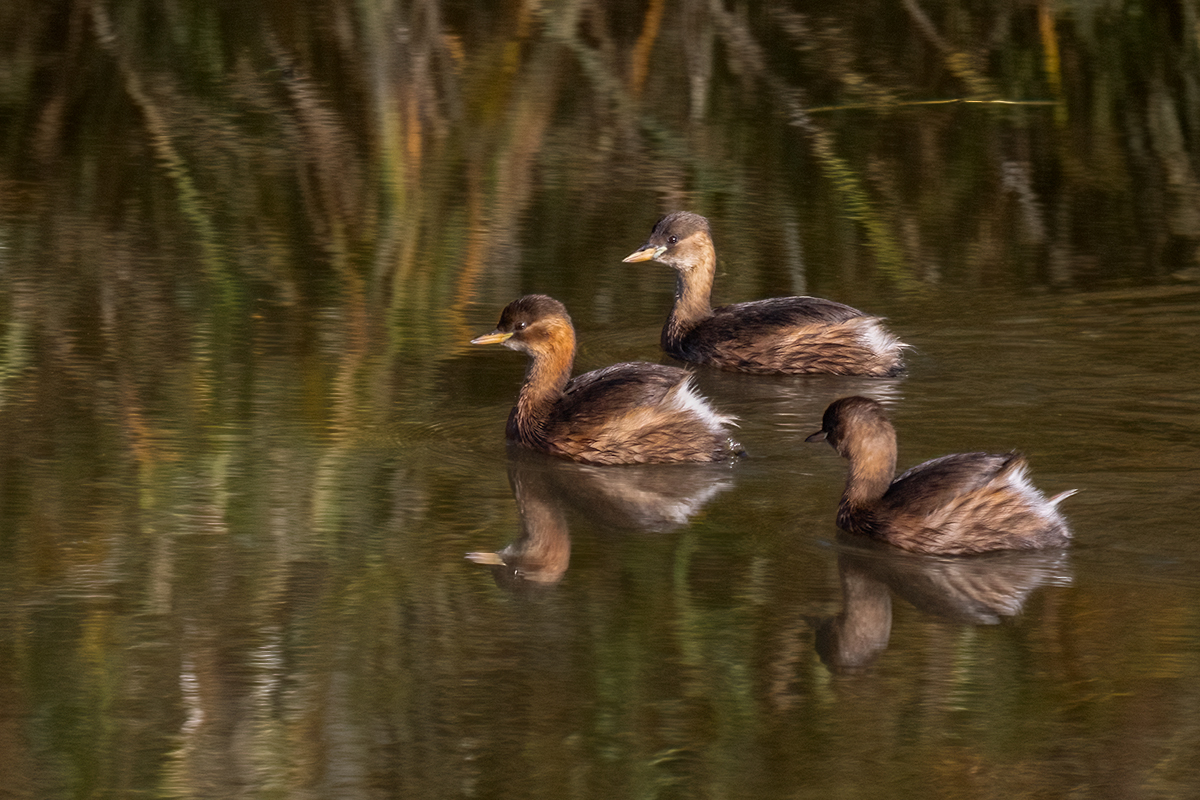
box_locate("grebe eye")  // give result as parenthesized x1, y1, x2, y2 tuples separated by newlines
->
(514, 321, 528, 331)
(667, 235, 678, 245)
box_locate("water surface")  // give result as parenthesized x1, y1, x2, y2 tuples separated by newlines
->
(2, 1, 1199, 797)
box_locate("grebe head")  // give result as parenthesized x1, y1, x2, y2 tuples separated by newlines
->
(470, 294, 576, 357)
(622, 211, 714, 273)
(805, 396, 895, 458)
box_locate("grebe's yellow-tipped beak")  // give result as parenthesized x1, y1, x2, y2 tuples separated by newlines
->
(805, 430, 828, 443)
(470, 330, 513, 346)
(464, 552, 506, 565)
(622, 245, 665, 263)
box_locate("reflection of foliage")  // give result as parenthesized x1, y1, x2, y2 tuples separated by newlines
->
(2, 0, 1195, 471)
(2, 1, 1195, 315)
(1, 1, 1198, 797)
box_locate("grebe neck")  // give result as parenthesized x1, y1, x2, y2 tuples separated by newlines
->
(837, 434, 897, 527)
(510, 331, 575, 444)
(664, 251, 716, 345)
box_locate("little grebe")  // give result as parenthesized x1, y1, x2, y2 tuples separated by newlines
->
(807, 396, 1075, 555)
(623, 211, 907, 375)
(471, 294, 741, 465)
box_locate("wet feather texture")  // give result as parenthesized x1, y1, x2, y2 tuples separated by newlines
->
(808, 396, 1075, 555)
(471, 294, 741, 465)
(623, 211, 907, 375)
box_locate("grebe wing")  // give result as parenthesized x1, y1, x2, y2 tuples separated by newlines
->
(882, 452, 1018, 517)
(558, 362, 690, 414)
(710, 296, 869, 328)
(549, 363, 736, 464)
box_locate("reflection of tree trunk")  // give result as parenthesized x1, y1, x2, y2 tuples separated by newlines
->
(32, 3, 89, 165)
(1037, 0, 1063, 101)
(708, 2, 916, 287)
(900, 0, 997, 98)
(1148, 82, 1200, 248)
(684, 0, 712, 120)
(629, 0, 665, 98)
(459, 39, 567, 301)
(0, 647, 35, 798)
(88, 2, 228, 294)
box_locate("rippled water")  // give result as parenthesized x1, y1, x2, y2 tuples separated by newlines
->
(2, 1, 1200, 797)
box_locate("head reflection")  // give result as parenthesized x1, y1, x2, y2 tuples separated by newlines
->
(466, 447, 734, 591)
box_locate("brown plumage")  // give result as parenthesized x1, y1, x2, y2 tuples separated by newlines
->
(623, 211, 906, 375)
(465, 452, 573, 587)
(807, 396, 1075, 555)
(815, 543, 1070, 672)
(471, 295, 741, 465)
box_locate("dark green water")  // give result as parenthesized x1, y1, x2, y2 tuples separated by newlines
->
(2, 1, 1199, 797)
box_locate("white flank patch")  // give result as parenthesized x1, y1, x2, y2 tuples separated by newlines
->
(860, 320, 907, 356)
(1002, 460, 1041, 504)
(1004, 461, 1072, 533)
(665, 376, 737, 432)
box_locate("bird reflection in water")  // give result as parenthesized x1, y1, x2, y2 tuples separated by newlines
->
(466, 448, 734, 591)
(466, 451, 573, 589)
(813, 536, 1071, 673)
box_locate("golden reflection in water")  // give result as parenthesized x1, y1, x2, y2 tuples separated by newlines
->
(1, 1, 1199, 798)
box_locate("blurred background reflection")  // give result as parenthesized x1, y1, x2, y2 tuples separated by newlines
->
(2, 0, 1199, 797)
